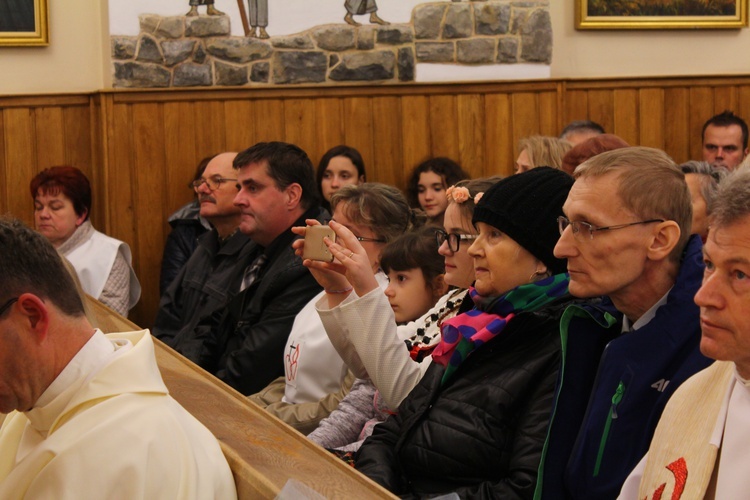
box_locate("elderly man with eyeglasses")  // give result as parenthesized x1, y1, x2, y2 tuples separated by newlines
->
(536, 147, 712, 500)
(153, 152, 254, 348)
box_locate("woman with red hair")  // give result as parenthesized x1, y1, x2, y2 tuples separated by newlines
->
(30, 166, 141, 316)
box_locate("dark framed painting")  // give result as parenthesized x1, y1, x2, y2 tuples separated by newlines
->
(0, 0, 49, 46)
(576, 0, 748, 29)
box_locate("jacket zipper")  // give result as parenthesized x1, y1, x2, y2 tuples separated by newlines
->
(593, 380, 625, 477)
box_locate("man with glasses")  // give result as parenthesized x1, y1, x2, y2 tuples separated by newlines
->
(0, 218, 236, 498)
(154, 152, 254, 348)
(538, 147, 712, 499)
(171, 142, 327, 396)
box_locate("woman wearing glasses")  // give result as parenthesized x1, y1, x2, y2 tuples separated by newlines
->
(355, 167, 575, 498)
(30, 166, 141, 317)
(249, 183, 422, 434)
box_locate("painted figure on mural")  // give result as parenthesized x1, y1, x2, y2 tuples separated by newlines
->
(186, 0, 224, 16)
(248, 0, 269, 39)
(344, 0, 389, 26)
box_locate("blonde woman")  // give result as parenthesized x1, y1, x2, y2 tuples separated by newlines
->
(515, 135, 573, 173)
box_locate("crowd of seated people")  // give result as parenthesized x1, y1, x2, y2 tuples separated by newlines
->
(5, 109, 750, 498)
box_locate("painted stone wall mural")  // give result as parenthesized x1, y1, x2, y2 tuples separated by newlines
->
(109, 0, 551, 88)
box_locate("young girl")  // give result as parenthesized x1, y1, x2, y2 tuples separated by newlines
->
(308, 226, 447, 454)
(383, 227, 446, 325)
(316, 145, 366, 213)
(405, 157, 469, 227)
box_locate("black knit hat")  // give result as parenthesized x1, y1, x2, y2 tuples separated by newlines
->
(472, 167, 574, 275)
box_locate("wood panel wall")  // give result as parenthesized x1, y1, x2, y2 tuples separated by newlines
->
(3, 75, 750, 326)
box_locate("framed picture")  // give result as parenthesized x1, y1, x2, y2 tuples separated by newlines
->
(576, 0, 748, 29)
(0, 0, 49, 46)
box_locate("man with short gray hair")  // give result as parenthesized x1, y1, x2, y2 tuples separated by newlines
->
(154, 152, 253, 346)
(539, 147, 712, 499)
(620, 167, 750, 498)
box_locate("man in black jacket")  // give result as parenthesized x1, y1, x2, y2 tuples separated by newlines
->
(171, 142, 327, 395)
(153, 152, 253, 346)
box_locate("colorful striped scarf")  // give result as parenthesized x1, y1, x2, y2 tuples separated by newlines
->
(432, 273, 570, 384)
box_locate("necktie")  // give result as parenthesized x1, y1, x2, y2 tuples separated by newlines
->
(240, 253, 267, 291)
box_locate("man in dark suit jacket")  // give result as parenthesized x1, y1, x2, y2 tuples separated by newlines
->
(171, 141, 327, 395)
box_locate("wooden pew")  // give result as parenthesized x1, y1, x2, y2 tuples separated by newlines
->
(84, 297, 394, 499)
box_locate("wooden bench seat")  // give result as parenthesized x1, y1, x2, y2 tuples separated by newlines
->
(85, 296, 394, 499)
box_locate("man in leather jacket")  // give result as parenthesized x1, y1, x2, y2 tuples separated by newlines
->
(171, 142, 327, 395)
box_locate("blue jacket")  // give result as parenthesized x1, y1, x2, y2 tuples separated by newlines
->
(538, 235, 712, 499)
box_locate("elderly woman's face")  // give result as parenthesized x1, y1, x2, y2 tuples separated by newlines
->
(34, 191, 86, 248)
(468, 222, 545, 297)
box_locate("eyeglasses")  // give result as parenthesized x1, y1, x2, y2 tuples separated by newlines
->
(329, 219, 386, 243)
(557, 216, 665, 240)
(0, 297, 18, 317)
(435, 229, 478, 252)
(190, 176, 238, 192)
(355, 236, 386, 243)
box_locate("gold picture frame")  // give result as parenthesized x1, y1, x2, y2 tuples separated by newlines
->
(576, 0, 748, 29)
(0, 0, 49, 46)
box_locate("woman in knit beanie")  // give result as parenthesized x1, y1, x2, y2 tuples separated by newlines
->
(356, 167, 577, 499)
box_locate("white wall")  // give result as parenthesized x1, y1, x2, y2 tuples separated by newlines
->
(109, 0, 427, 37)
(549, 0, 750, 78)
(1, 0, 749, 95)
(0, 0, 106, 95)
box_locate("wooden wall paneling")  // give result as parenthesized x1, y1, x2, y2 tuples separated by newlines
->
(89, 95, 107, 230)
(3, 108, 36, 224)
(612, 89, 639, 146)
(738, 86, 750, 144)
(0, 112, 6, 216)
(587, 90, 614, 136)
(664, 87, 691, 164)
(537, 91, 559, 137)
(285, 98, 321, 164)
(107, 102, 139, 316)
(251, 99, 285, 144)
(738, 85, 750, 117)
(484, 93, 512, 177)
(713, 85, 738, 115)
(107, 103, 135, 236)
(428, 95, 459, 161)
(638, 88, 665, 149)
(193, 101, 227, 158)
(131, 102, 168, 326)
(63, 105, 93, 182)
(313, 97, 345, 160)
(342, 97, 374, 174)
(224, 99, 256, 153)
(33, 107, 65, 170)
(456, 93, 485, 177)
(164, 101, 200, 216)
(510, 92, 539, 156)
(688, 87, 714, 162)
(371, 96, 404, 188)
(400, 95, 431, 173)
(564, 89, 589, 126)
